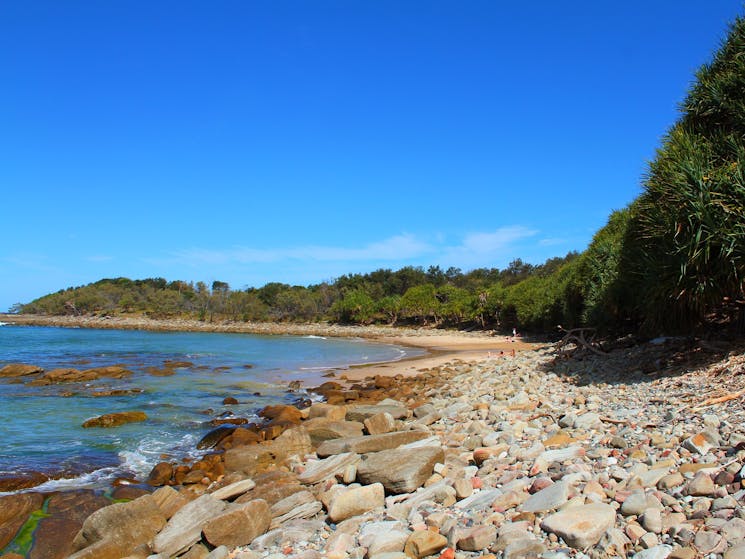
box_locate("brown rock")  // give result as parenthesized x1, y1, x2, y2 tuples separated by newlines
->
(224, 427, 311, 476)
(404, 530, 448, 558)
(0, 492, 44, 549)
(316, 430, 430, 457)
(151, 494, 226, 557)
(67, 493, 164, 559)
(30, 490, 110, 559)
(0, 363, 43, 377)
(223, 396, 239, 405)
(305, 419, 365, 445)
(197, 425, 238, 450)
(33, 366, 132, 385)
(209, 417, 249, 427)
(182, 469, 206, 484)
(327, 483, 385, 522)
(357, 445, 445, 494)
(260, 423, 286, 440)
(324, 389, 359, 404)
(82, 365, 132, 379)
(542, 431, 579, 448)
(151, 486, 189, 519)
(147, 461, 174, 486)
(373, 375, 394, 389)
(297, 452, 361, 484)
(457, 524, 498, 551)
(109, 485, 149, 501)
(226, 427, 262, 447)
(345, 403, 409, 422)
(258, 404, 303, 424)
(235, 471, 303, 506)
(308, 403, 347, 421)
(82, 411, 147, 428)
(209, 478, 256, 501)
(364, 412, 396, 435)
(30, 368, 85, 385)
(202, 498, 270, 547)
(0, 471, 50, 492)
(473, 445, 509, 466)
(540, 503, 616, 549)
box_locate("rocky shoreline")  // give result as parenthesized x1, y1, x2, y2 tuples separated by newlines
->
(0, 323, 744, 559)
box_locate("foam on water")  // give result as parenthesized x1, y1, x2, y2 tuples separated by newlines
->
(119, 432, 202, 480)
(4, 466, 123, 495)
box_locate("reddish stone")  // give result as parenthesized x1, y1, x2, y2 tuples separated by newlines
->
(29, 490, 110, 559)
(209, 417, 249, 426)
(110, 485, 150, 501)
(147, 462, 174, 486)
(225, 427, 262, 447)
(0, 493, 44, 549)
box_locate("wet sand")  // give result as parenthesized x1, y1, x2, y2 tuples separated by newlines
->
(341, 334, 542, 382)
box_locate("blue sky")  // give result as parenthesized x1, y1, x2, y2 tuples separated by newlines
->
(1, 1, 742, 311)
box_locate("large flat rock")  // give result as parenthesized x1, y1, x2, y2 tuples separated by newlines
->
(345, 403, 409, 422)
(540, 503, 616, 549)
(297, 452, 361, 484)
(304, 419, 364, 445)
(151, 494, 226, 557)
(224, 427, 311, 475)
(68, 493, 166, 559)
(327, 483, 385, 522)
(202, 499, 270, 548)
(0, 493, 44, 549)
(0, 363, 43, 377)
(316, 431, 430, 458)
(356, 445, 444, 494)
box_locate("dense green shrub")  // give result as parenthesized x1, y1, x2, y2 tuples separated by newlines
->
(631, 16, 745, 331)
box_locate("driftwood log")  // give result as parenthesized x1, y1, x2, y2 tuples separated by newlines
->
(555, 326, 607, 357)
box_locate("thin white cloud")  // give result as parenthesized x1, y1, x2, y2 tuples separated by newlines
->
(155, 234, 433, 267)
(460, 226, 539, 254)
(439, 226, 539, 268)
(1, 253, 61, 274)
(148, 227, 540, 274)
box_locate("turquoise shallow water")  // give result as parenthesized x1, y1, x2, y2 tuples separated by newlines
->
(0, 324, 422, 492)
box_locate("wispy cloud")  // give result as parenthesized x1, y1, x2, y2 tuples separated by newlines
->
(154, 234, 434, 267)
(147, 226, 541, 276)
(460, 226, 538, 254)
(1, 253, 61, 274)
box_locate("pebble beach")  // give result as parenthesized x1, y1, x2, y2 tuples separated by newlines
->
(1, 316, 744, 559)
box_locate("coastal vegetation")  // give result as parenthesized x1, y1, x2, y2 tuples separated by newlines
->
(14, 17, 745, 337)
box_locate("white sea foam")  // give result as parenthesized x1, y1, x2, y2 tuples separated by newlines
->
(2, 466, 121, 496)
(0, 322, 7, 326)
(303, 335, 327, 339)
(119, 432, 201, 479)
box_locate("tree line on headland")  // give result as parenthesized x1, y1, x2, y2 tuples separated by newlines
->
(16, 16, 745, 337)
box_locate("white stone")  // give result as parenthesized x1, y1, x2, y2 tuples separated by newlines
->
(540, 503, 616, 549)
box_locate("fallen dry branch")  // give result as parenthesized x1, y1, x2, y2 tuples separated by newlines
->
(691, 388, 745, 411)
(555, 327, 608, 357)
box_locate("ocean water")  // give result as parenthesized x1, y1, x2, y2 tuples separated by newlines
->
(0, 324, 422, 492)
